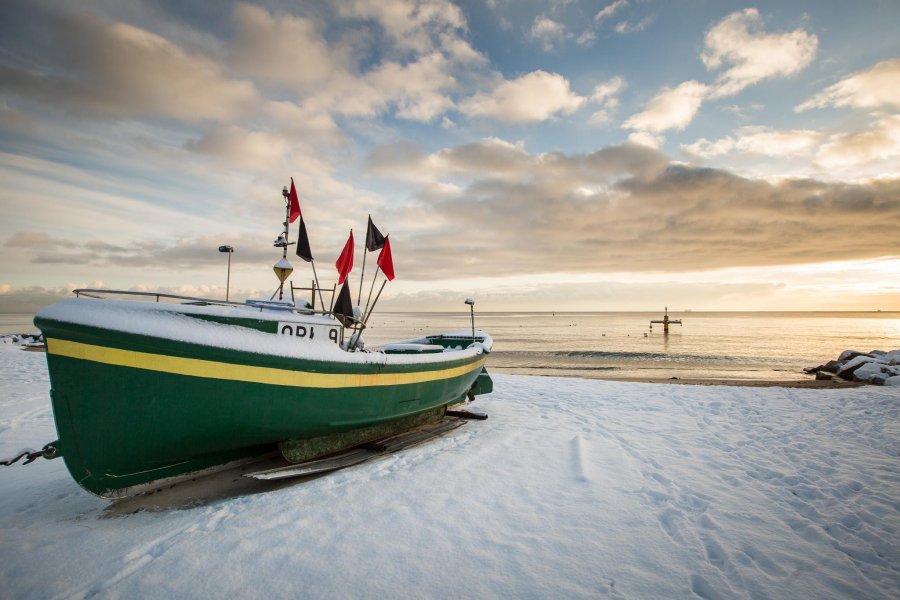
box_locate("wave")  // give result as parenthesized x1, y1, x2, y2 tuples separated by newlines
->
(497, 365, 620, 372)
(492, 350, 748, 363)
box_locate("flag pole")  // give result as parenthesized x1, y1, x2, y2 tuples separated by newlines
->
(358, 247, 367, 306)
(309, 260, 326, 310)
(363, 268, 379, 321)
(363, 280, 388, 325)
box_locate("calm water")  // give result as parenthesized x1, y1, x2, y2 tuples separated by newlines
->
(364, 311, 900, 380)
(6, 311, 900, 381)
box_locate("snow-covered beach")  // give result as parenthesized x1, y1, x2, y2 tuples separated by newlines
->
(1, 342, 898, 599)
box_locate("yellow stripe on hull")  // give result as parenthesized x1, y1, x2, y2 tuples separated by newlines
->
(47, 338, 486, 389)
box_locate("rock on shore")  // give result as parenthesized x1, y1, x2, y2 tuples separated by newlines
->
(806, 349, 900, 386)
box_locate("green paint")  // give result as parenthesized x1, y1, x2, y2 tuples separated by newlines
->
(279, 406, 446, 463)
(35, 315, 492, 498)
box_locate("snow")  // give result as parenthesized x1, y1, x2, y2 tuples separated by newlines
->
(35, 298, 486, 366)
(2, 344, 899, 599)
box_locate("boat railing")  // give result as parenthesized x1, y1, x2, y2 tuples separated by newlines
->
(73, 288, 250, 307)
(71, 288, 357, 323)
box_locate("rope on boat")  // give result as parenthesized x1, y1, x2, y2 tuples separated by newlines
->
(0, 442, 59, 466)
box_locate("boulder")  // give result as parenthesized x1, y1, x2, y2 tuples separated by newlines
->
(836, 354, 882, 379)
(820, 348, 900, 385)
(821, 360, 842, 374)
(885, 350, 900, 366)
(838, 349, 873, 362)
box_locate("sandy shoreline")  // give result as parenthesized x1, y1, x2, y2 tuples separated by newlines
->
(489, 367, 861, 388)
(592, 376, 861, 388)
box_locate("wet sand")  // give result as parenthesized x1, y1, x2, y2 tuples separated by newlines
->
(489, 367, 860, 388)
(591, 376, 861, 388)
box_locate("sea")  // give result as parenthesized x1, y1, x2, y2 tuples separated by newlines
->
(365, 311, 900, 381)
(4, 311, 899, 381)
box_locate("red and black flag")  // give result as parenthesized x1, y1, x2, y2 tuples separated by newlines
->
(365, 215, 386, 252)
(377, 235, 395, 281)
(295, 216, 313, 263)
(288, 178, 301, 224)
(332, 280, 354, 327)
(335, 230, 354, 284)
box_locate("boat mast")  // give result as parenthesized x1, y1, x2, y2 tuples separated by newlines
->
(281, 187, 290, 261)
(272, 187, 294, 301)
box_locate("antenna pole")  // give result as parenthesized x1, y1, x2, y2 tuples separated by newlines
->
(226, 251, 231, 302)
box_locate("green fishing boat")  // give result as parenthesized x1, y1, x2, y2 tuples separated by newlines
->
(32, 183, 493, 498)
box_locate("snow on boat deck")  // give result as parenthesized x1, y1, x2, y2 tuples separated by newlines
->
(1, 343, 898, 599)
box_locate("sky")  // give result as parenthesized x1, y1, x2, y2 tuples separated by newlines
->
(0, 0, 898, 313)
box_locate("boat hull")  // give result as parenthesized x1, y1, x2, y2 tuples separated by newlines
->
(37, 318, 487, 497)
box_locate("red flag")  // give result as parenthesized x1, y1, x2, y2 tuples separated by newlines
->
(288, 178, 301, 223)
(377, 235, 395, 281)
(335, 230, 354, 284)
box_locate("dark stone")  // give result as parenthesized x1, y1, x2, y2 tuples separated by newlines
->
(821, 360, 842, 373)
(837, 363, 865, 379)
(815, 371, 834, 381)
(804, 365, 823, 374)
(839, 350, 873, 362)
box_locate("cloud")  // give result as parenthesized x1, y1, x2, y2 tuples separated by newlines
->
(623, 81, 708, 134)
(683, 126, 823, 158)
(368, 137, 669, 186)
(362, 140, 900, 279)
(366, 53, 458, 121)
(9, 231, 278, 271)
(185, 126, 292, 172)
(264, 101, 342, 142)
(459, 71, 585, 123)
(679, 116, 900, 179)
(588, 76, 625, 126)
(335, 0, 468, 55)
(368, 137, 533, 183)
(595, 1, 628, 24)
(0, 2, 484, 129)
(229, 3, 338, 92)
(815, 113, 900, 170)
(702, 8, 818, 98)
(591, 77, 625, 103)
(621, 10, 816, 140)
(614, 16, 652, 35)
(796, 58, 900, 112)
(5, 232, 56, 249)
(529, 16, 567, 51)
(627, 131, 665, 148)
(0, 11, 259, 123)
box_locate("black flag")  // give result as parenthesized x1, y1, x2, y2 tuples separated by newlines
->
(365, 215, 386, 252)
(332, 280, 355, 327)
(295, 216, 313, 262)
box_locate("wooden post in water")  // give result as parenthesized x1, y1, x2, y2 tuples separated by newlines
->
(650, 306, 682, 335)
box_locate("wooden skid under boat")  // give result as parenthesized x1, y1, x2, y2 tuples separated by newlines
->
(35, 296, 493, 498)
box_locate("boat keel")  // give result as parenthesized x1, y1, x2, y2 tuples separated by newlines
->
(246, 416, 468, 481)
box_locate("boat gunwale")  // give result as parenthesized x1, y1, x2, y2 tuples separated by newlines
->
(35, 299, 489, 369)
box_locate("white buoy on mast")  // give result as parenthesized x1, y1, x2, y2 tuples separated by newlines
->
(271, 186, 294, 300)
